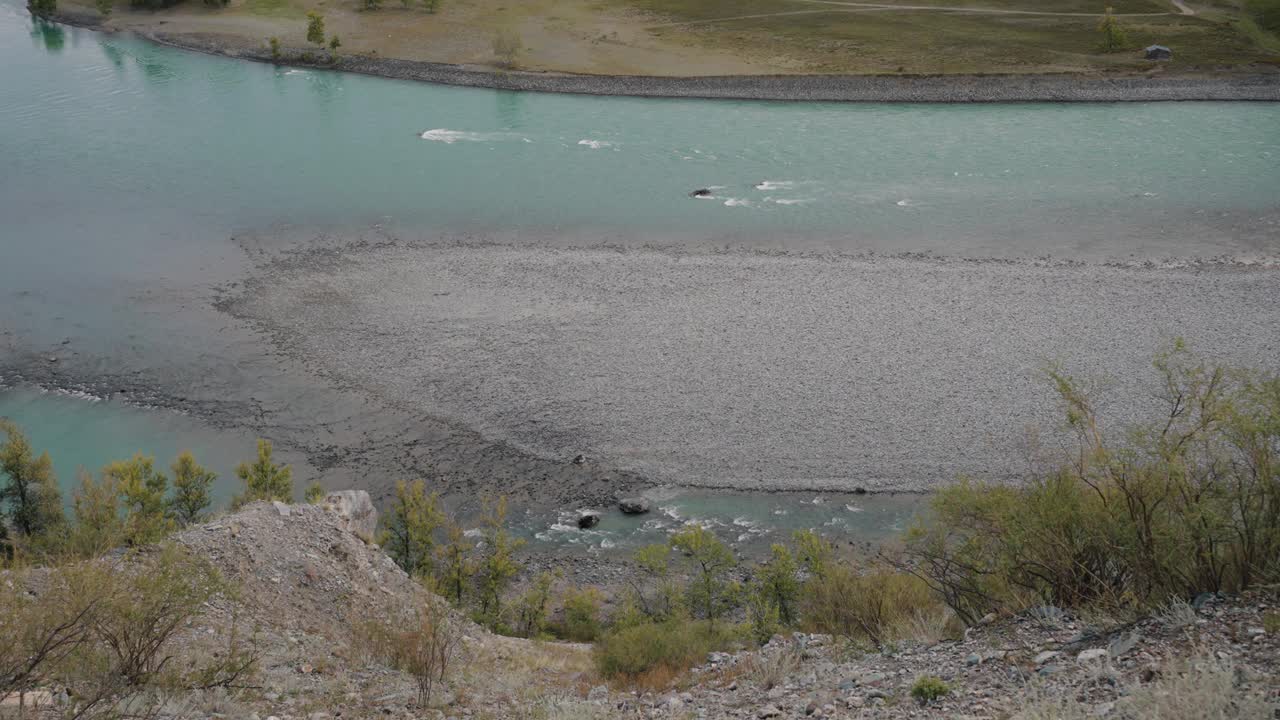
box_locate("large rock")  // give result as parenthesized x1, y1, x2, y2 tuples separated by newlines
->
(618, 497, 651, 514)
(320, 490, 378, 539)
(578, 511, 601, 529)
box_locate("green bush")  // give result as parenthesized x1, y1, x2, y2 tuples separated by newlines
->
(800, 564, 939, 648)
(1247, 0, 1280, 34)
(593, 619, 740, 684)
(905, 343, 1280, 621)
(911, 676, 950, 704)
(557, 586, 603, 641)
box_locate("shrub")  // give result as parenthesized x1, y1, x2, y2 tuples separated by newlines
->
(911, 675, 950, 704)
(557, 586, 602, 641)
(904, 344, 1280, 619)
(268, 36, 281, 61)
(1098, 7, 1128, 52)
(800, 564, 938, 649)
(593, 619, 739, 686)
(95, 0, 112, 16)
(304, 481, 325, 504)
(381, 600, 460, 707)
(231, 439, 292, 508)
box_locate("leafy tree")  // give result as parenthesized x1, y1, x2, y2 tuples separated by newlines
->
(670, 525, 739, 626)
(268, 36, 282, 62)
(363, 0, 381, 9)
(380, 480, 444, 578)
(231, 439, 292, 509)
(632, 542, 683, 621)
(305, 12, 326, 48)
(473, 496, 523, 628)
(328, 35, 342, 54)
(104, 454, 173, 546)
(422, 0, 439, 12)
(757, 543, 800, 625)
(0, 420, 65, 541)
(1098, 7, 1129, 52)
(436, 517, 474, 606)
(512, 570, 556, 638)
(70, 471, 124, 558)
(168, 451, 215, 526)
(557, 586, 602, 641)
(792, 529, 832, 579)
(95, 0, 112, 16)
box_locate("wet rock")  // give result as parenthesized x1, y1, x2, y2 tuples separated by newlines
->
(619, 497, 651, 514)
(577, 511, 601, 529)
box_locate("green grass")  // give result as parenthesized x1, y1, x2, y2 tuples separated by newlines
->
(243, 0, 308, 19)
(629, 0, 1280, 72)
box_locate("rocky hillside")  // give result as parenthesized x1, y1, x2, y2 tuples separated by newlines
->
(7, 495, 1276, 719)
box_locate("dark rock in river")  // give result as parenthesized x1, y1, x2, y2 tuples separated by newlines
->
(578, 511, 601, 529)
(689, 188, 712, 198)
(618, 497, 651, 514)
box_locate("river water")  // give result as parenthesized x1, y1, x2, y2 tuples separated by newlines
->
(1, 3, 1278, 551)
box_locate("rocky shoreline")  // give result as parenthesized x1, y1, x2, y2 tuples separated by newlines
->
(49, 10, 1280, 103)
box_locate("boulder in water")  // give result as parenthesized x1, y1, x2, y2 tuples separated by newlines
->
(618, 497, 651, 514)
(577, 511, 601, 529)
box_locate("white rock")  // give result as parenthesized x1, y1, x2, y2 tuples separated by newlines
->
(1077, 648, 1108, 663)
(321, 490, 378, 538)
(272, 501, 291, 517)
(1034, 650, 1061, 665)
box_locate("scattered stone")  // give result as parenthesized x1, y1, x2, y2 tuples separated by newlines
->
(618, 497, 651, 514)
(758, 705, 781, 718)
(1077, 648, 1108, 664)
(1034, 650, 1061, 665)
(572, 454, 586, 464)
(966, 653, 982, 666)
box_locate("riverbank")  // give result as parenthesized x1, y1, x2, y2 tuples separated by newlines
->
(50, 8, 1280, 102)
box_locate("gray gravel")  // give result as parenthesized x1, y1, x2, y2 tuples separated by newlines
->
(229, 243, 1280, 493)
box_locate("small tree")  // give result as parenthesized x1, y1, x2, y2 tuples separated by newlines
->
(305, 12, 326, 48)
(328, 35, 342, 56)
(168, 451, 215, 527)
(757, 543, 800, 625)
(268, 36, 282, 62)
(362, 0, 381, 10)
(421, 0, 439, 12)
(231, 439, 292, 508)
(70, 471, 124, 558)
(792, 529, 832, 579)
(492, 28, 520, 68)
(670, 525, 739, 627)
(1098, 7, 1129, 52)
(558, 586, 602, 641)
(512, 571, 556, 638)
(380, 480, 445, 578)
(473, 496, 524, 629)
(95, 0, 112, 16)
(304, 481, 326, 504)
(436, 518, 474, 606)
(104, 454, 173, 547)
(0, 420, 65, 542)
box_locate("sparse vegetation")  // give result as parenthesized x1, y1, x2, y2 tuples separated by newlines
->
(95, 0, 113, 16)
(556, 586, 603, 641)
(232, 439, 292, 508)
(911, 675, 950, 704)
(594, 619, 741, 685)
(304, 480, 326, 504)
(1097, 7, 1129, 52)
(268, 36, 282, 61)
(27, 0, 56, 14)
(305, 11, 326, 48)
(492, 28, 521, 68)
